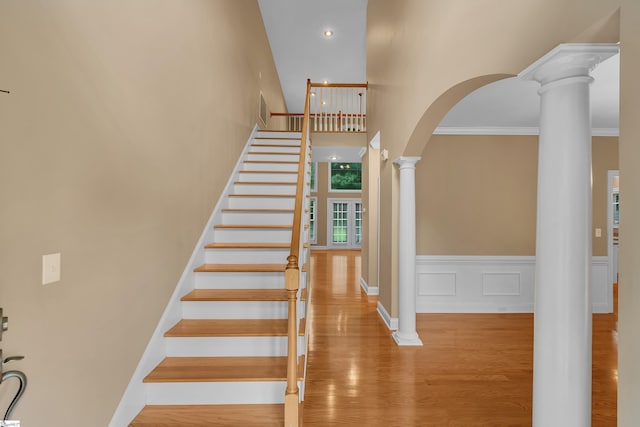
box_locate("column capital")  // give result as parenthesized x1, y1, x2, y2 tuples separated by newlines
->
(393, 156, 421, 169)
(518, 43, 618, 86)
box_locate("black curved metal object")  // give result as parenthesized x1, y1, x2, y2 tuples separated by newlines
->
(1, 370, 26, 421)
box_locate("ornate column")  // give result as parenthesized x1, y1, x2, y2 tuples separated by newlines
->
(519, 43, 618, 427)
(392, 156, 422, 346)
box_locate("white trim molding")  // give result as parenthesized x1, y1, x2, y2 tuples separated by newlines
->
(433, 126, 619, 136)
(377, 301, 398, 330)
(415, 255, 612, 314)
(360, 277, 379, 295)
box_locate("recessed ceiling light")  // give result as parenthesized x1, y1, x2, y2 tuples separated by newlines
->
(323, 80, 329, 85)
(324, 30, 334, 37)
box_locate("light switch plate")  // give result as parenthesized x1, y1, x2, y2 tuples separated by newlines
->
(42, 253, 61, 285)
(595, 228, 602, 238)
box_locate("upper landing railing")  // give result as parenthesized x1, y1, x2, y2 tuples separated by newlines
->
(272, 82, 368, 133)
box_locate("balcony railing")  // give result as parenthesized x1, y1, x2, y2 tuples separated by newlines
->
(272, 82, 368, 133)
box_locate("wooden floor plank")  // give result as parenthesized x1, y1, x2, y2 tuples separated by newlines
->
(130, 404, 284, 427)
(301, 250, 618, 426)
(165, 319, 288, 337)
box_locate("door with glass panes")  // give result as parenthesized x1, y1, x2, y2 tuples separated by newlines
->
(327, 199, 362, 248)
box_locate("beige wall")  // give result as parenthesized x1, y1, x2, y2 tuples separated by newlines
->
(415, 135, 618, 256)
(367, 0, 620, 316)
(311, 162, 361, 247)
(0, 1, 285, 425)
(312, 131, 368, 147)
(618, 0, 640, 423)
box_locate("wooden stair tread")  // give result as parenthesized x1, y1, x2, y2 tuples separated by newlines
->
(254, 137, 300, 140)
(143, 356, 303, 382)
(299, 318, 306, 336)
(252, 143, 301, 148)
(130, 404, 284, 426)
(240, 170, 298, 174)
(228, 193, 295, 198)
(244, 160, 299, 164)
(214, 224, 292, 229)
(165, 319, 288, 337)
(247, 151, 300, 155)
(221, 208, 294, 213)
(194, 264, 286, 273)
(181, 288, 287, 301)
(205, 242, 290, 249)
(234, 181, 296, 185)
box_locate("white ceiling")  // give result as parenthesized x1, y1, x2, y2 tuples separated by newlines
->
(258, 2, 620, 139)
(258, 0, 367, 113)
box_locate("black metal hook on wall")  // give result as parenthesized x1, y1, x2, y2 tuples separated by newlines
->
(0, 90, 9, 94)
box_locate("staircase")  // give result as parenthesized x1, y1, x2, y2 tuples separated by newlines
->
(112, 129, 310, 426)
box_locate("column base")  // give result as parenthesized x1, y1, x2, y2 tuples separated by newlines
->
(392, 331, 423, 346)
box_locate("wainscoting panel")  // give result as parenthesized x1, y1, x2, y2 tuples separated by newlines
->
(415, 256, 612, 314)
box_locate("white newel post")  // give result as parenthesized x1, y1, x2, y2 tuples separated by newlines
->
(519, 44, 618, 427)
(392, 156, 423, 346)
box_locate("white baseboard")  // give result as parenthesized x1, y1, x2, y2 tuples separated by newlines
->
(415, 255, 612, 314)
(377, 301, 398, 330)
(360, 277, 379, 295)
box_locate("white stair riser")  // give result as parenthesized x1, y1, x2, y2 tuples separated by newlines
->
(237, 172, 297, 182)
(233, 184, 297, 195)
(246, 153, 300, 162)
(213, 228, 292, 242)
(254, 132, 301, 139)
(243, 162, 299, 171)
(146, 381, 287, 405)
(220, 211, 294, 225)
(195, 272, 285, 289)
(165, 336, 295, 357)
(205, 248, 290, 264)
(165, 336, 306, 358)
(182, 301, 288, 319)
(227, 197, 295, 209)
(250, 145, 301, 153)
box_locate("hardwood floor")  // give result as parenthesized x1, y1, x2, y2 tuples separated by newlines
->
(301, 250, 617, 426)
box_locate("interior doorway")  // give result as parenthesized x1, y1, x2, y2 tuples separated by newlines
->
(327, 199, 362, 248)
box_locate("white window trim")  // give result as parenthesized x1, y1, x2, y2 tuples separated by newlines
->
(309, 197, 318, 245)
(310, 162, 317, 193)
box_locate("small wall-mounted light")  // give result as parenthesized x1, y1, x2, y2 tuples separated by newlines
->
(323, 80, 329, 85)
(310, 91, 316, 97)
(324, 30, 334, 38)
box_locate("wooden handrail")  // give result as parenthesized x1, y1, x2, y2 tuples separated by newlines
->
(310, 82, 368, 88)
(271, 112, 367, 118)
(284, 78, 311, 427)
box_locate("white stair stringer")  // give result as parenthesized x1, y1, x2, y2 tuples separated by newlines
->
(110, 126, 311, 426)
